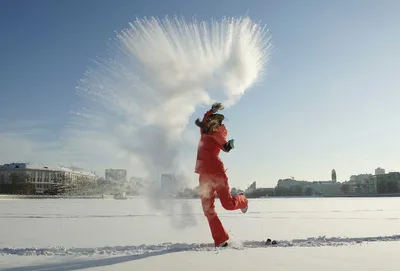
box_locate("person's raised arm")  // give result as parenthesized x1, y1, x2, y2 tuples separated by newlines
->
(212, 131, 235, 152)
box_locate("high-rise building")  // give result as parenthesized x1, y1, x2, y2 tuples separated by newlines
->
(331, 169, 337, 183)
(375, 167, 385, 176)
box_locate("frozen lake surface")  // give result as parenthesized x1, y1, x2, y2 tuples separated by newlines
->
(1, 197, 400, 270)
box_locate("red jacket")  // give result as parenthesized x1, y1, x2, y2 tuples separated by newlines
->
(195, 110, 229, 174)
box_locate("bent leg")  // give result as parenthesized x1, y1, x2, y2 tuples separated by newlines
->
(214, 172, 248, 211)
(199, 174, 229, 246)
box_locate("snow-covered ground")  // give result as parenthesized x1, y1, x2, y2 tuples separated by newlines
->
(1, 197, 400, 270)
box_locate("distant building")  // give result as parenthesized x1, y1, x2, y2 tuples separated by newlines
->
(347, 173, 377, 194)
(331, 169, 337, 183)
(0, 163, 96, 194)
(376, 172, 400, 193)
(375, 167, 385, 176)
(277, 177, 342, 196)
(105, 169, 127, 184)
(364, 176, 378, 193)
(277, 178, 308, 188)
(245, 181, 257, 194)
(310, 182, 342, 196)
(350, 174, 373, 182)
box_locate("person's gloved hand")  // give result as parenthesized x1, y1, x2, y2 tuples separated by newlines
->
(211, 102, 224, 112)
(223, 139, 235, 152)
(227, 139, 234, 149)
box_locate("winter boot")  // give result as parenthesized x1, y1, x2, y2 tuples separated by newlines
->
(238, 193, 248, 213)
(216, 241, 228, 247)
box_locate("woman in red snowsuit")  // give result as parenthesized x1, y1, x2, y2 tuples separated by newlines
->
(194, 103, 248, 247)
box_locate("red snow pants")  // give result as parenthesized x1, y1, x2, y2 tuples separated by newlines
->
(199, 172, 248, 246)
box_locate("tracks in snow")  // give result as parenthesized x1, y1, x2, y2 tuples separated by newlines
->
(2, 235, 400, 256)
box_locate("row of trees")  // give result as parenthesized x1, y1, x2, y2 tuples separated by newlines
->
(155, 178, 400, 198)
(3, 172, 400, 197)
(174, 185, 314, 198)
(341, 179, 399, 194)
(0, 173, 35, 194)
(377, 179, 399, 194)
(274, 181, 400, 197)
(274, 182, 398, 197)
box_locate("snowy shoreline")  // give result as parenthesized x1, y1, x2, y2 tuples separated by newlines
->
(2, 194, 400, 200)
(2, 234, 400, 256)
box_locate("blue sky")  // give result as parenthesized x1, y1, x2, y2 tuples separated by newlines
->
(1, 0, 400, 188)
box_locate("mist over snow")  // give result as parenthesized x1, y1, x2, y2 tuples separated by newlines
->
(63, 16, 272, 183)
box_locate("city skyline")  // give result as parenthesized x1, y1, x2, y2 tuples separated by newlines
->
(1, 1, 400, 188)
(1, 161, 392, 192)
(1, 161, 397, 197)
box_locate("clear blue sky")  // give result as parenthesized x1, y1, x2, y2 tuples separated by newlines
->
(1, 0, 400, 188)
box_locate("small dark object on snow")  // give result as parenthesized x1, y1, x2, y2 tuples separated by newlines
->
(265, 239, 277, 245)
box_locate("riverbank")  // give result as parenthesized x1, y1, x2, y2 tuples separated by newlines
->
(2, 193, 400, 200)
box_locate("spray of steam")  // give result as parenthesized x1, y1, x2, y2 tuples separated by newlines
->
(66, 16, 271, 224)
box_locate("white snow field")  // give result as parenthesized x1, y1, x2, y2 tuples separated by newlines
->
(1, 197, 400, 270)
